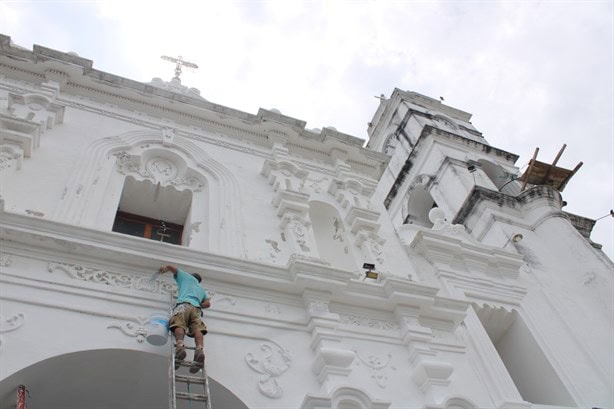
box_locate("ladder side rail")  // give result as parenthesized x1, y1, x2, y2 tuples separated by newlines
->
(202, 365, 212, 409)
(168, 295, 177, 409)
(169, 337, 177, 409)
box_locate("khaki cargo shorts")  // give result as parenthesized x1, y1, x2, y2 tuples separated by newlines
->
(169, 303, 208, 337)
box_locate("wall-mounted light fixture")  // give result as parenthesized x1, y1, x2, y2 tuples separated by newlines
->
(363, 263, 378, 280)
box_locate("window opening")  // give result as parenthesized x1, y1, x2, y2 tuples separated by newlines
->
(112, 176, 192, 246)
(113, 211, 183, 244)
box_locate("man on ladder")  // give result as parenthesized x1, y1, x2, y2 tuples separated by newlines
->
(158, 265, 210, 373)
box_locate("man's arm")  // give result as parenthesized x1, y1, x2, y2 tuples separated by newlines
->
(159, 265, 178, 276)
(200, 298, 211, 309)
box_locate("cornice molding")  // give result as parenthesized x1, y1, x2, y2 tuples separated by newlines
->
(0, 36, 388, 179)
(384, 125, 518, 209)
(453, 185, 562, 225)
(1, 200, 469, 333)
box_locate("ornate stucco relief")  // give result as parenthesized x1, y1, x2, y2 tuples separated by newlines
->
(0, 144, 23, 170)
(353, 348, 396, 388)
(264, 303, 282, 315)
(207, 289, 237, 307)
(0, 313, 25, 348)
(263, 239, 282, 262)
(48, 262, 177, 296)
(340, 314, 400, 332)
(306, 176, 329, 194)
(245, 342, 292, 399)
(308, 300, 329, 316)
(114, 150, 205, 192)
(0, 253, 12, 267)
(107, 316, 149, 343)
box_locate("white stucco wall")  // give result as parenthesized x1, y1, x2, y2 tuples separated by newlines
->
(1, 39, 612, 409)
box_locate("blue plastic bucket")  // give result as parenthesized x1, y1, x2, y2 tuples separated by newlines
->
(146, 312, 170, 346)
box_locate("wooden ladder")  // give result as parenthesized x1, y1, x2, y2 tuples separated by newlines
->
(169, 342, 212, 409)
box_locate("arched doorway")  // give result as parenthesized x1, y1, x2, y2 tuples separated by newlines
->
(0, 349, 249, 409)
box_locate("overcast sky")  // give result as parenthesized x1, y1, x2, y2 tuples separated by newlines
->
(1, 0, 612, 260)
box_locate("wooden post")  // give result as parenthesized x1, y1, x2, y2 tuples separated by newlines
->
(559, 161, 584, 191)
(551, 144, 567, 167)
(543, 144, 567, 184)
(17, 385, 26, 409)
(521, 147, 539, 191)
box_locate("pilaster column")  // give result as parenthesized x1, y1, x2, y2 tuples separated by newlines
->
(262, 146, 323, 260)
(304, 290, 355, 394)
(394, 306, 454, 403)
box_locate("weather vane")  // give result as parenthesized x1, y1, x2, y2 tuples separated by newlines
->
(160, 55, 198, 80)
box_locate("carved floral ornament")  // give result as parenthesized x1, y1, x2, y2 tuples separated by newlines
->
(261, 158, 309, 193)
(365, 238, 385, 264)
(0, 144, 23, 170)
(265, 303, 282, 314)
(107, 316, 150, 343)
(245, 342, 292, 399)
(340, 315, 400, 332)
(114, 150, 205, 192)
(0, 253, 12, 267)
(353, 348, 396, 388)
(0, 313, 25, 348)
(307, 300, 330, 316)
(48, 262, 178, 296)
(47, 262, 243, 313)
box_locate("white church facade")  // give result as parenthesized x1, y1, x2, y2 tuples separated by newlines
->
(0, 34, 612, 409)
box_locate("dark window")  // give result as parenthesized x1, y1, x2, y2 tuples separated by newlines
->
(113, 211, 183, 245)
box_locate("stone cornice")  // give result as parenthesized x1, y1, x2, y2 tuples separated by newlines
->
(393, 88, 473, 122)
(452, 185, 563, 230)
(368, 88, 480, 147)
(423, 126, 518, 164)
(410, 229, 526, 279)
(384, 125, 519, 209)
(0, 34, 388, 180)
(0, 200, 468, 329)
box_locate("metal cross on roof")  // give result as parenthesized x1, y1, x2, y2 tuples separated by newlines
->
(160, 55, 198, 80)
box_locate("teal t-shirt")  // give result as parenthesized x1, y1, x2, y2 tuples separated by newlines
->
(175, 268, 207, 308)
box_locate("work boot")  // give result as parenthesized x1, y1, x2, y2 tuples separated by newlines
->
(189, 348, 205, 373)
(174, 342, 186, 369)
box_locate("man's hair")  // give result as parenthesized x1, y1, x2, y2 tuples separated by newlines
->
(192, 273, 202, 283)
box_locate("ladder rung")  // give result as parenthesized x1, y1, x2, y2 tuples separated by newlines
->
(174, 343, 197, 350)
(176, 391, 208, 402)
(177, 360, 204, 369)
(175, 374, 206, 385)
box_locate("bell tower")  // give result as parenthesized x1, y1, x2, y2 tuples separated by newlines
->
(367, 89, 520, 228)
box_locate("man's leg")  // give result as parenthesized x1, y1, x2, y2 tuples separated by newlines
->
(189, 314, 206, 373)
(190, 330, 205, 373)
(174, 327, 186, 343)
(193, 330, 204, 362)
(173, 327, 187, 362)
(194, 329, 203, 350)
